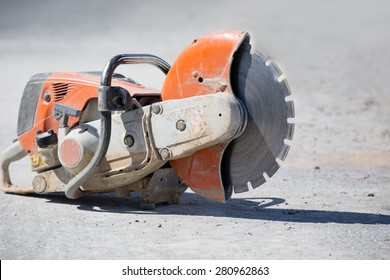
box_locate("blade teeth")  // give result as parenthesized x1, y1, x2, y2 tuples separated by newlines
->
(268, 61, 283, 80)
(278, 144, 291, 161)
(254, 51, 268, 63)
(265, 161, 280, 178)
(233, 184, 249, 193)
(286, 100, 295, 118)
(251, 176, 266, 189)
(281, 79, 292, 96)
(286, 122, 295, 141)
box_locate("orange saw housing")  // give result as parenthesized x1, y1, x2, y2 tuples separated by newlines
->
(17, 72, 160, 155)
(162, 30, 249, 202)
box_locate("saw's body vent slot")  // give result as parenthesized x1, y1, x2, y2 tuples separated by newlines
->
(52, 83, 75, 102)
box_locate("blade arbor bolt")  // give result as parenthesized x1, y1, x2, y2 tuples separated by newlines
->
(151, 103, 163, 115)
(176, 120, 186, 131)
(124, 134, 134, 147)
(160, 148, 171, 160)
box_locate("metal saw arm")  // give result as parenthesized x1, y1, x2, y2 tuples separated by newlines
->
(54, 92, 246, 195)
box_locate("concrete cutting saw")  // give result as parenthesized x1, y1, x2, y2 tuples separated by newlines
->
(0, 30, 294, 209)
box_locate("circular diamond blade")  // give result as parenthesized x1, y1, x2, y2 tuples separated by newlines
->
(221, 42, 295, 193)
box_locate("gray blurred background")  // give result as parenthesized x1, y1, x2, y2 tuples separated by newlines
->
(0, 0, 389, 259)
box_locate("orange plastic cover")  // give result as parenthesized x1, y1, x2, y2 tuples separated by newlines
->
(161, 30, 248, 201)
(18, 73, 159, 154)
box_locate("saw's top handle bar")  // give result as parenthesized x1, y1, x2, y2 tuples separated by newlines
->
(65, 54, 171, 199)
(101, 54, 171, 86)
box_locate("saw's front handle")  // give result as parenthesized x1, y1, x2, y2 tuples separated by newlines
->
(0, 140, 34, 194)
(64, 54, 171, 199)
(101, 54, 170, 85)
